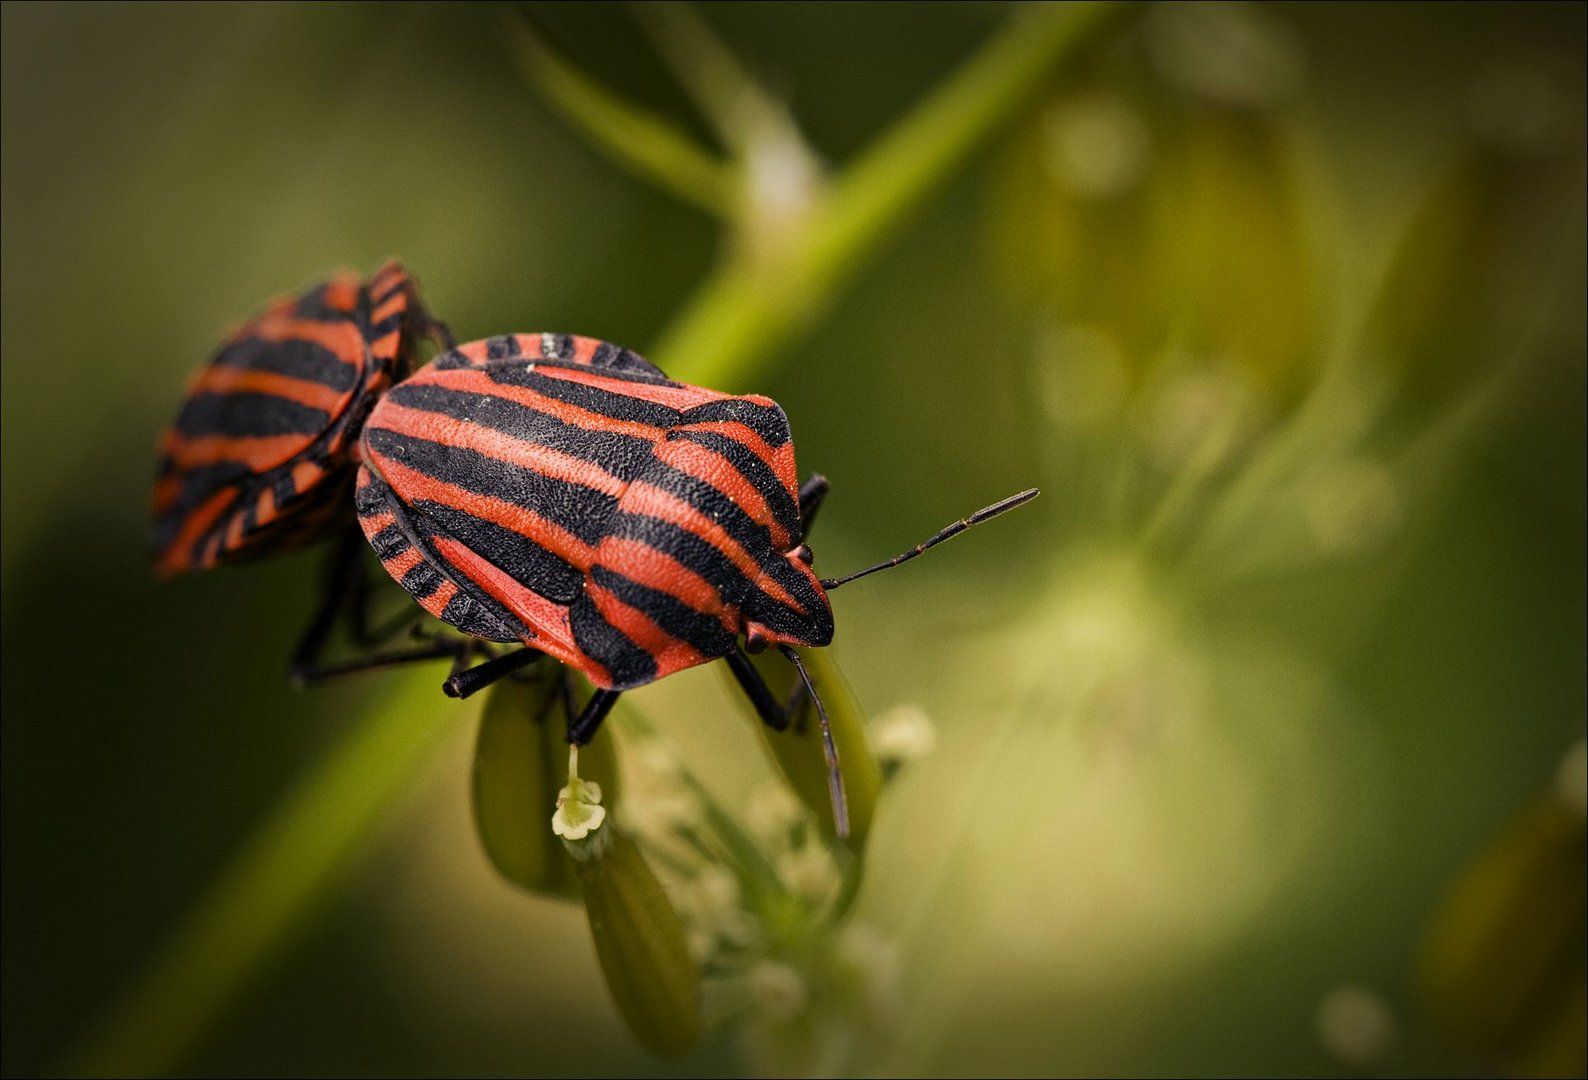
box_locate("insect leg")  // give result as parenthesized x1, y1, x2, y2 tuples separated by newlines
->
(797, 473, 830, 535)
(730, 645, 851, 838)
(724, 646, 793, 732)
(289, 527, 466, 685)
(567, 689, 621, 745)
(443, 647, 545, 699)
(423, 313, 457, 352)
(339, 536, 427, 647)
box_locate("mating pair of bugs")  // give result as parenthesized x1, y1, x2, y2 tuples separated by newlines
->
(153, 262, 1036, 835)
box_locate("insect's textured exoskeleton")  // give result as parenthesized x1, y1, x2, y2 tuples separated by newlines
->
(153, 262, 442, 576)
(355, 333, 834, 692)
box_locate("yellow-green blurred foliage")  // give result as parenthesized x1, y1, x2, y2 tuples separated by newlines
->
(3, 4, 1582, 1077)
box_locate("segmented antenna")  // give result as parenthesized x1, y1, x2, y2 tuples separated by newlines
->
(778, 644, 849, 839)
(820, 488, 1039, 591)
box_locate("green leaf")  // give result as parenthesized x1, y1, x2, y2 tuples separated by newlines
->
(472, 668, 620, 900)
(576, 829, 703, 1056)
(740, 647, 880, 852)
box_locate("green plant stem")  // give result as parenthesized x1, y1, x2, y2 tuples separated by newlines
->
(61, 670, 458, 1078)
(63, 5, 1124, 1073)
(653, 1, 1124, 387)
(504, 15, 735, 217)
(628, 2, 783, 154)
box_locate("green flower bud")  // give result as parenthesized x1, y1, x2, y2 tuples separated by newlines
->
(576, 830, 703, 1056)
(472, 672, 620, 900)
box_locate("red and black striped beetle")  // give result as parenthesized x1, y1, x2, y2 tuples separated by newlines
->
(153, 262, 462, 682)
(153, 261, 450, 577)
(354, 332, 1037, 833)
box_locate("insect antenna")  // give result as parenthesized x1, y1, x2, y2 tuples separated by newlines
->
(778, 644, 849, 839)
(819, 488, 1040, 592)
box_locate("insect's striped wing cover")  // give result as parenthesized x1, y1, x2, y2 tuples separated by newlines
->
(152, 263, 419, 575)
(357, 333, 828, 690)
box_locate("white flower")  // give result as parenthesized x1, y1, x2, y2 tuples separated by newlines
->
(687, 866, 742, 920)
(747, 961, 808, 1022)
(551, 775, 607, 841)
(874, 703, 937, 771)
(776, 842, 837, 905)
(746, 783, 807, 845)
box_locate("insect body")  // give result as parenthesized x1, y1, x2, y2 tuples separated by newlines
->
(356, 332, 831, 691)
(153, 261, 448, 577)
(356, 332, 1037, 834)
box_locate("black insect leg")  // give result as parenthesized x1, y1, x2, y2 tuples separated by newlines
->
(423, 313, 457, 352)
(727, 644, 844, 838)
(797, 473, 830, 536)
(727, 644, 849, 835)
(443, 647, 545, 699)
(289, 527, 470, 686)
(724, 646, 792, 731)
(567, 690, 621, 745)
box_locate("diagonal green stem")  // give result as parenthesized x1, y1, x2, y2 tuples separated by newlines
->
(503, 14, 735, 217)
(653, 1, 1125, 388)
(61, 5, 1125, 1074)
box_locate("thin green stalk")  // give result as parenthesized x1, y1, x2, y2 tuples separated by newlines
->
(504, 15, 735, 217)
(628, 2, 786, 154)
(62, 670, 460, 1077)
(653, 1, 1125, 387)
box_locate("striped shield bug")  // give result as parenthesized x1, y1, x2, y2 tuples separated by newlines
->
(152, 262, 470, 681)
(355, 332, 1037, 836)
(153, 261, 451, 576)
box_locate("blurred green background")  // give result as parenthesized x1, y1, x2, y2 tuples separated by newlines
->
(2, 2, 1583, 1076)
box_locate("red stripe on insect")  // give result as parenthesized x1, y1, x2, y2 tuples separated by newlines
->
(291, 460, 323, 495)
(366, 330, 401, 360)
(625, 482, 801, 611)
(368, 260, 406, 292)
(447, 336, 549, 365)
(363, 268, 403, 306)
(369, 454, 597, 572)
(586, 579, 707, 681)
(155, 488, 237, 577)
(565, 337, 599, 364)
(531, 365, 721, 410)
(381, 545, 425, 582)
(427, 535, 608, 682)
(676, 413, 790, 476)
(255, 485, 278, 525)
(152, 472, 183, 514)
(163, 432, 314, 475)
(247, 317, 366, 365)
(655, 437, 791, 550)
(419, 578, 459, 620)
(185, 365, 350, 415)
(412, 368, 668, 442)
(224, 510, 248, 551)
(360, 508, 398, 533)
(373, 401, 629, 499)
(198, 532, 226, 571)
(320, 276, 360, 312)
(593, 537, 735, 625)
(369, 287, 408, 321)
